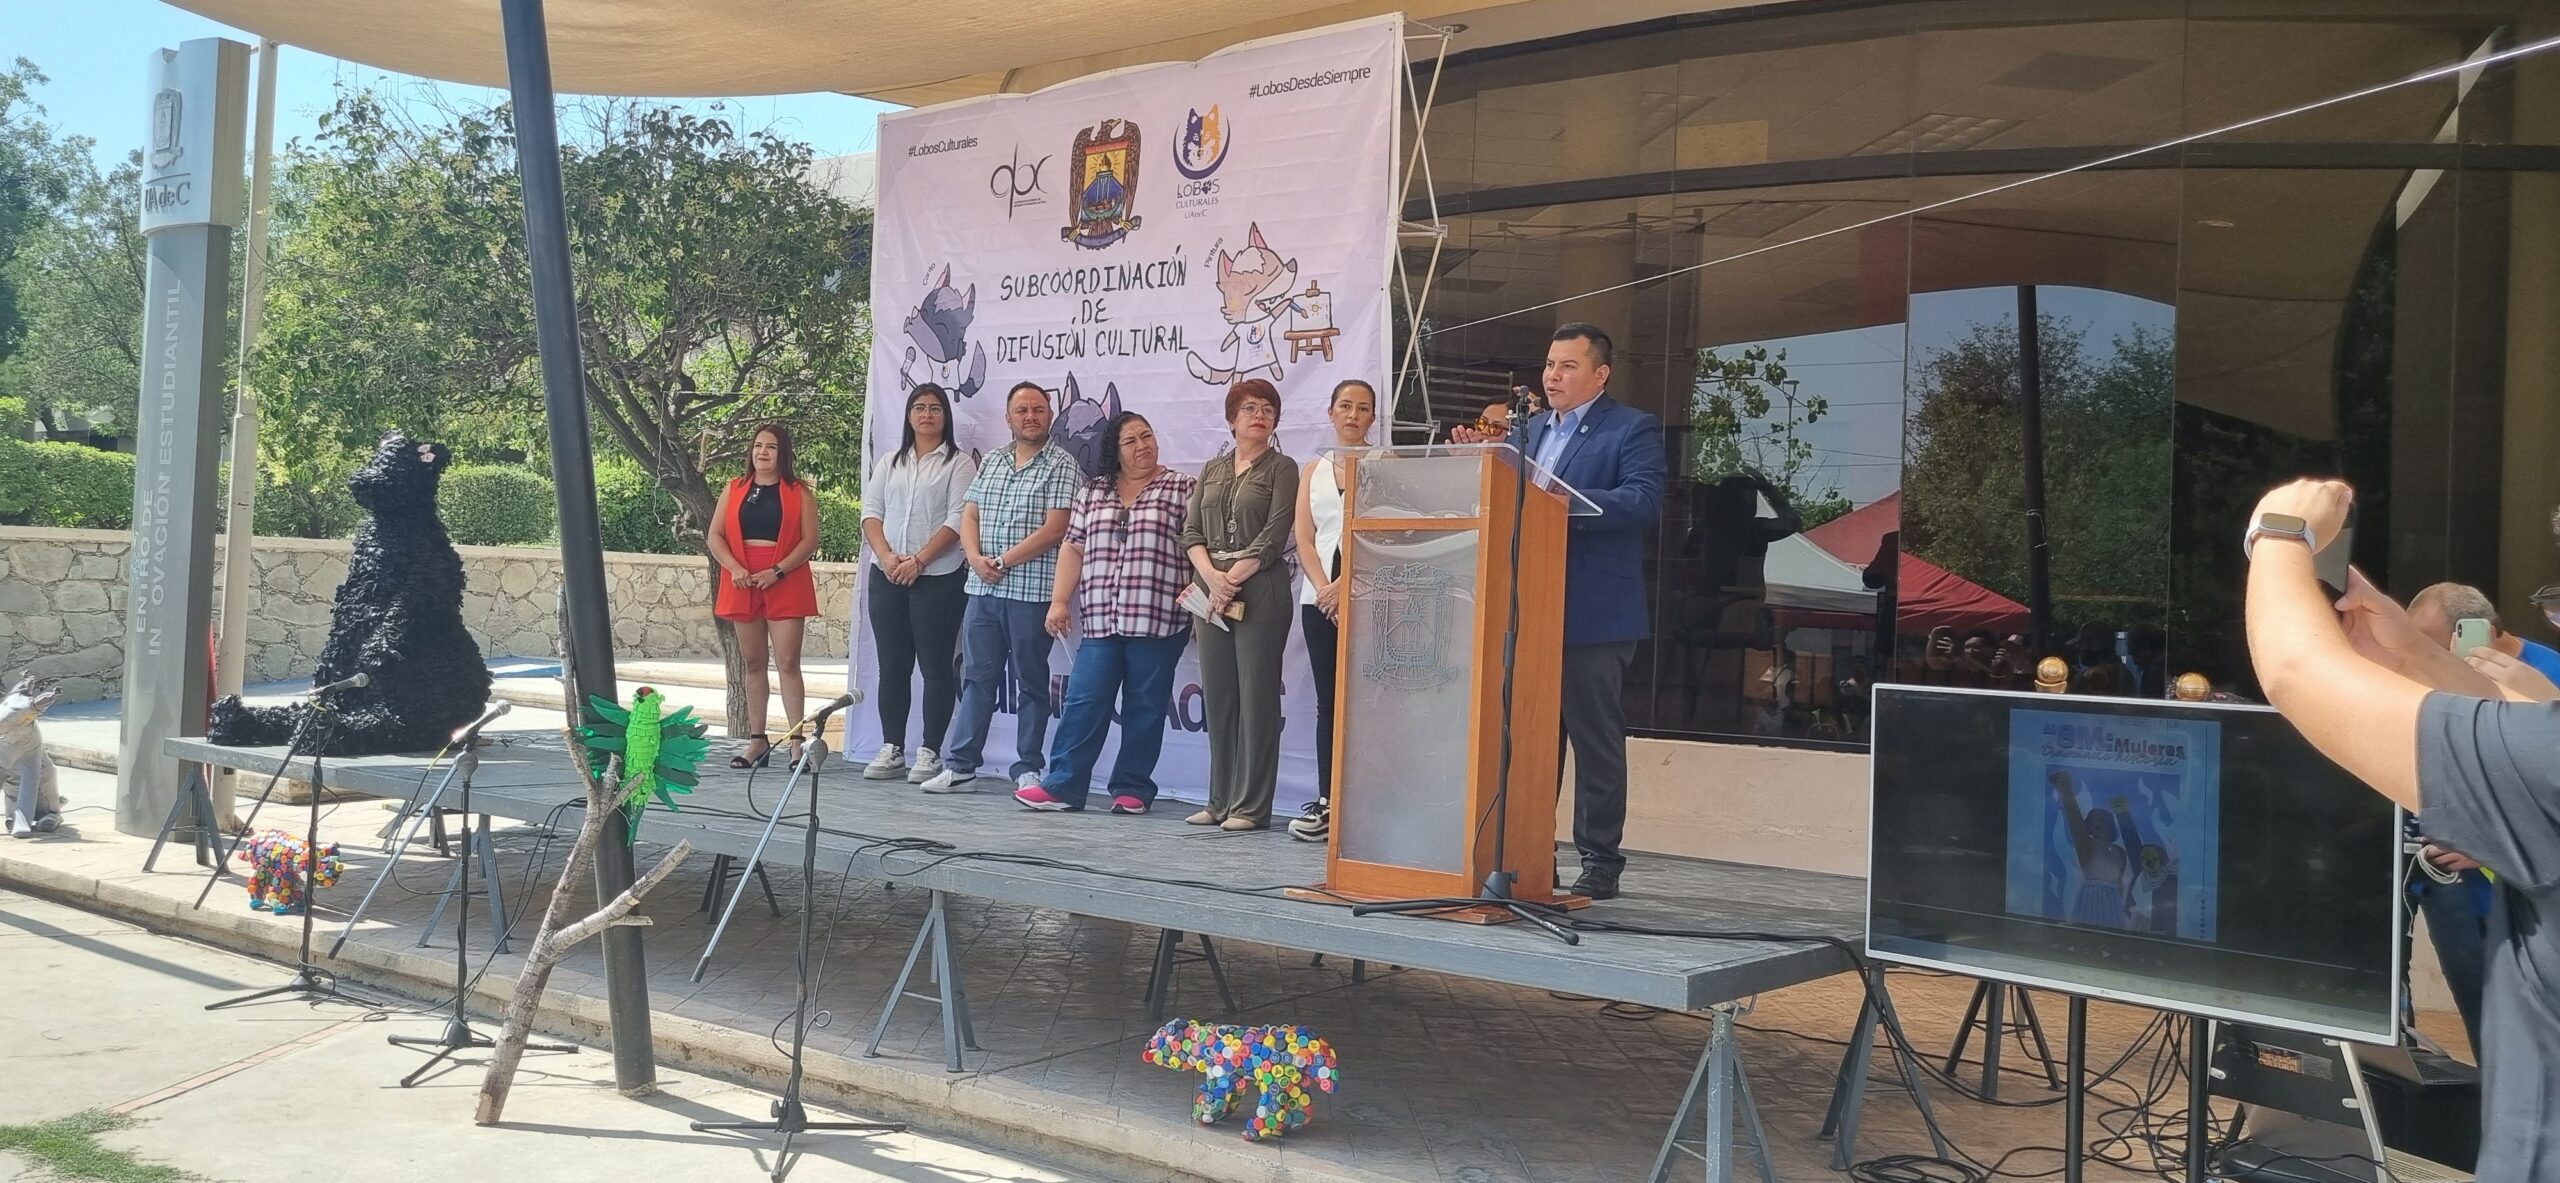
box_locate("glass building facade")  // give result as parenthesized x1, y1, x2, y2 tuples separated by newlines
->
(1409, 0, 2560, 749)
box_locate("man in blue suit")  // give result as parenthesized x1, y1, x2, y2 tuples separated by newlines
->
(1464, 323, 1666, 899)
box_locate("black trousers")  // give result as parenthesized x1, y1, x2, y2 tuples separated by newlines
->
(869, 567, 966, 751)
(1301, 604, 1339, 803)
(1562, 640, 1637, 876)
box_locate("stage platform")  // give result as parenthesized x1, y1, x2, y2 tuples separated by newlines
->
(162, 731, 1906, 1181)
(166, 732, 1862, 1011)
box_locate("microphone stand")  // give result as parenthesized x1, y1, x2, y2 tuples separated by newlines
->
(692, 694, 903, 1181)
(208, 683, 366, 1009)
(387, 703, 574, 1085)
(1354, 393, 1579, 945)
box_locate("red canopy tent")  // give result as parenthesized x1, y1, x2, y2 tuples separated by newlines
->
(1805, 493, 2031, 635)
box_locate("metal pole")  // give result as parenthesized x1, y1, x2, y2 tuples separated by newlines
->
(2016, 285, 2054, 656)
(497, 0, 650, 1094)
(214, 39, 279, 824)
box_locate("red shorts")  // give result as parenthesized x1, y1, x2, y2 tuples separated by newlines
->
(715, 541, 819, 621)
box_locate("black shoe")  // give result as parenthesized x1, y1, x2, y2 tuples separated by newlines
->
(1569, 869, 1621, 901)
(1288, 801, 1330, 842)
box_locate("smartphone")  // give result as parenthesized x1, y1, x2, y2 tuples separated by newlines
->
(2314, 503, 2356, 598)
(2455, 617, 2492, 659)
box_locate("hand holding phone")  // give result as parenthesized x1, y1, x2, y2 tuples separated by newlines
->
(2454, 617, 2493, 659)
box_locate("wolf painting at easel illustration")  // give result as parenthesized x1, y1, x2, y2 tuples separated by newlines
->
(1185, 223, 1301, 386)
(901, 264, 990, 401)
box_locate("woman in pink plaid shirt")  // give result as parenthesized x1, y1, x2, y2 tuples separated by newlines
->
(1015, 412, 1200, 814)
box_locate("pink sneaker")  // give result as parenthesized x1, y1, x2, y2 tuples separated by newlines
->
(1109, 795, 1148, 815)
(1014, 785, 1070, 812)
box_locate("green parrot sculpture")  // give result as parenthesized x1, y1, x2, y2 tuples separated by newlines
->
(575, 686, 711, 841)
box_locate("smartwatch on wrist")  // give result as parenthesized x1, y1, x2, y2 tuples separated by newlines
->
(2242, 512, 2317, 561)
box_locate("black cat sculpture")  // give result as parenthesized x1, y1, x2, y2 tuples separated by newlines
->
(208, 433, 494, 755)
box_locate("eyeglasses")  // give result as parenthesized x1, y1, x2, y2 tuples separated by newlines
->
(1235, 404, 1278, 421)
(2534, 583, 2560, 627)
(911, 405, 947, 416)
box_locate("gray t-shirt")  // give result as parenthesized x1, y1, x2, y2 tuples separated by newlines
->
(2416, 693, 2560, 1179)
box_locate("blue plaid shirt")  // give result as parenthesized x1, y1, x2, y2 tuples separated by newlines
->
(962, 441, 1081, 602)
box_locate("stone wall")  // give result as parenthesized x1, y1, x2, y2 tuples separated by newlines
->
(0, 525, 857, 703)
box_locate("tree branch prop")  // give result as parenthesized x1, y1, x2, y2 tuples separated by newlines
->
(474, 746, 693, 1125)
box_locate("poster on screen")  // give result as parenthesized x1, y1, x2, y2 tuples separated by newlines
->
(849, 16, 1403, 807)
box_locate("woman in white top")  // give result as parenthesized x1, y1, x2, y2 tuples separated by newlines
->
(1286, 379, 1377, 842)
(859, 384, 980, 783)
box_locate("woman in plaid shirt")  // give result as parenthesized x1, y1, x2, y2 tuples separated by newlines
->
(1015, 412, 1200, 814)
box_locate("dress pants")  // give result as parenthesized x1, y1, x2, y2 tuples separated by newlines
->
(1561, 640, 1637, 877)
(1197, 569, 1293, 825)
(867, 567, 965, 751)
(944, 595, 1055, 782)
(1039, 632, 1189, 809)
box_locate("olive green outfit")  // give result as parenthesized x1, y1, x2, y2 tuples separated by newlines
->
(1182, 447, 1299, 826)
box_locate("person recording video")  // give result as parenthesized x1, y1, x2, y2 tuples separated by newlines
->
(2243, 478, 2560, 1179)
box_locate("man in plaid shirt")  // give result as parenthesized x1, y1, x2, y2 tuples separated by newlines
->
(921, 381, 1084, 793)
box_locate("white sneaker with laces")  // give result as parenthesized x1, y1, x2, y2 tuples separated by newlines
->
(920, 766, 978, 794)
(1016, 771, 1044, 791)
(1288, 801, 1331, 842)
(863, 743, 907, 780)
(906, 748, 943, 784)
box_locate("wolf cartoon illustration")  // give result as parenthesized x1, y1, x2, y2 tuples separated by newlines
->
(1054, 371, 1125, 478)
(1185, 224, 1300, 387)
(1179, 107, 1226, 174)
(901, 265, 990, 400)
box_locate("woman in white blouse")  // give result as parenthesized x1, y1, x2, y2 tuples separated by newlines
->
(859, 384, 980, 783)
(1286, 379, 1377, 842)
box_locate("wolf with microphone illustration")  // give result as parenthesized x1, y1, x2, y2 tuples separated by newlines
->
(210, 433, 493, 755)
(901, 265, 990, 401)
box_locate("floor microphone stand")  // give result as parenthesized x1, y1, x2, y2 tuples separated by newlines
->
(693, 696, 904, 1181)
(193, 694, 331, 912)
(1353, 428, 1578, 945)
(388, 703, 574, 1085)
(208, 695, 362, 1010)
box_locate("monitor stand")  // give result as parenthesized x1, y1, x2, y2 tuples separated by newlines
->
(2210, 1026, 2474, 1183)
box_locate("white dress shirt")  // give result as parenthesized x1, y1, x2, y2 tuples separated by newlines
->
(859, 445, 978, 577)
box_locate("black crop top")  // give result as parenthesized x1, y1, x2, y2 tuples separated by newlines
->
(736, 481, 784, 541)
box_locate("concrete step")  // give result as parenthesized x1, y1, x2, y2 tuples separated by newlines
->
(488, 677, 846, 743)
(615, 657, 849, 697)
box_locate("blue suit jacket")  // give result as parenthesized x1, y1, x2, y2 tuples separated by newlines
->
(1517, 394, 1667, 646)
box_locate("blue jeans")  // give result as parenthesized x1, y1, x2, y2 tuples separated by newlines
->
(2413, 870, 2489, 1048)
(1041, 632, 1189, 809)
(944, 595, 1056, 781)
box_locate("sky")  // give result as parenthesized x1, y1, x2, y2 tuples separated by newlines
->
(6, 0, 897, 172)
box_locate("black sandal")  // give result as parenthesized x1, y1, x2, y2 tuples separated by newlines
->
(730, 735, 773, 769)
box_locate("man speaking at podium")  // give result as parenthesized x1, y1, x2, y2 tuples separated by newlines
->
(1462, 323, 1665, 899)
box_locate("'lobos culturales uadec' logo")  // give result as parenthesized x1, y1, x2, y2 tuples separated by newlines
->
(1062, 118, 1143, 250)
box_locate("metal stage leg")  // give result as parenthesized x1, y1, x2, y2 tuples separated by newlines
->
(332, 749, 478, 959)
(864, 890, 980, 1073)
(1306, 953, 1371, 984)
(1821, 967, 1949, 1171)
(417, 815, 511, 954)
(144, 764, 222, 873)
(1144, 930, 1241, 1022)
(1944, 979, 2061, 1098)
(698, 854, 781, 919)
(1646, 1003, 1776, 1183)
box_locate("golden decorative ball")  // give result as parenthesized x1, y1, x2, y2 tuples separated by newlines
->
(2034, 657, 2071, 692)
(2173, 672, 2212, 701)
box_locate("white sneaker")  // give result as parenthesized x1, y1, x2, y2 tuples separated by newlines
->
(905, 748, 944, 784)
(863, 743, 908, 780)
(920, 766, 978, 794)
(1017, 771, 1044, 791)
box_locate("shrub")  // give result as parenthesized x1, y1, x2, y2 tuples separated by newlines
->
(814, 490, 863, 563)
(440, 464, 557, 546)
(0, 438, 137, 528)
(252, 461, 364, 540)
(596, 459, 688, 555)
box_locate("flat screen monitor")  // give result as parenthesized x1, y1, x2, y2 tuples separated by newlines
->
(1865, 686, 2404, 1043)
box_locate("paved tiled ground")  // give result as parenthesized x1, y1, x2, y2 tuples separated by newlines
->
(9, 780, 2430, 1183)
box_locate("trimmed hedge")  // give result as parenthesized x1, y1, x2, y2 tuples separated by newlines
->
(596, 459, 688, 555)
(440, 464, 558, 546)
(814, 490, 862, 563)
(0, 438, 137, 529)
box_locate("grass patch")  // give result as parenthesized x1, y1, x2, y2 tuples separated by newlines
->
(0, 1111, 196, 1183)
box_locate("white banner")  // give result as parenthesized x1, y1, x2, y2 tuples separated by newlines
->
(852, 16, 1403, 807)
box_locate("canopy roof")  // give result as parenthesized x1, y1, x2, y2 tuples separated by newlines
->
(1803, 493, 2030, 636)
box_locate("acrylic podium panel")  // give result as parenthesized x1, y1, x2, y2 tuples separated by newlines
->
(1304, 444, 1583, 914)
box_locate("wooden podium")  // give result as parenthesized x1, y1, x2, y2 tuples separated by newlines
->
(1292, 443, 1596, 920)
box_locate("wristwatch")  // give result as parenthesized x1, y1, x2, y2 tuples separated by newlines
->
(2242, 512, 2317, 560)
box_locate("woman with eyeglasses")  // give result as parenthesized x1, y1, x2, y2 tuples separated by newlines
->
(1182, 378, 1299, 830)
(1015, 412, 1199, 814)
(1286, 379, 1377, 843)
(859, 384, 979, 783)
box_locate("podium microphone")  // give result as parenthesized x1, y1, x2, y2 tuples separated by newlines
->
(311, 671, 371, 697)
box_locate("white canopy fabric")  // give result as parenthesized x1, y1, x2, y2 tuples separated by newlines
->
(1761, 532, 1877, 616)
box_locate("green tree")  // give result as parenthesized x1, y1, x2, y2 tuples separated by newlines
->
(263, 90, 874, 726)
(1901, 315, 2174, 631)
(0, 57, 71, 366)
(5, 149, 145, 435)
(1689, 344, 1847, 525)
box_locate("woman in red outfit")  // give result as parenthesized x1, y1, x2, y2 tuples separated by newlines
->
(707, 423, 823, 767)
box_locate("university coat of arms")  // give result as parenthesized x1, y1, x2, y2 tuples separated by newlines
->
(1061, 118, 1143, 250)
